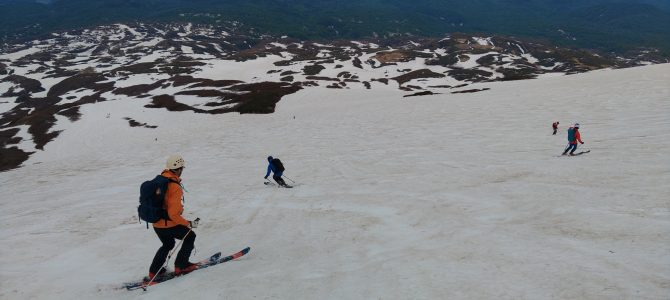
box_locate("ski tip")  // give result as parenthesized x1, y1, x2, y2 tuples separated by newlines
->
(242, 247, 250, 254)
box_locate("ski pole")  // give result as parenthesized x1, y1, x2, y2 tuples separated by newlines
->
(282, 175, 295, 183)
(143, 220, 197, 291)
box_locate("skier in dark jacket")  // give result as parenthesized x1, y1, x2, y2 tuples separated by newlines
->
(265, 156, 289, 187)
(552, 121, 559, 135)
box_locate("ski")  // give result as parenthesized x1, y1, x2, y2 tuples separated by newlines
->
(123, 247, 250, 291)
(123, 252, 221, 291)
(264, 181, 293, 188)
(558, 150, 590, 157)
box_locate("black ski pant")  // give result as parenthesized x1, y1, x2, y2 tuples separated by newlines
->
(553, 128, 557, 135)
(273, 175, 288, 187)
(149, 225, 196, 274)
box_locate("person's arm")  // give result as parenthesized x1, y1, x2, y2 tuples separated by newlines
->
(165, 183, 189, 226)
(576, 131, 584, 144)
(265, 164, 272, 178)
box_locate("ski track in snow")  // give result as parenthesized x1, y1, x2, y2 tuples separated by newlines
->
(0, 64, 669, 299)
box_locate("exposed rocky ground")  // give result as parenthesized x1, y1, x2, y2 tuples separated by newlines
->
(0, 22, 667, 171)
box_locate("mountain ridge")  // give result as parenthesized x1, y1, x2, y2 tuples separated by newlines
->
(1, 0, 670, 53)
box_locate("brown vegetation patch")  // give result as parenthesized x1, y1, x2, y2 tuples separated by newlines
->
(273, 60, 293, 67)
(352, 57, 363, 69)
(298, 81, 319, 87)
(0, 128, 21, 147)
(476, 54, 504, 66)
(47, 73, 112, 97)
(302, 64, 325, 76)
(446, 68, 493, 82)
(1, 95, 60, 150)
(497, 68, 538, 81)
(145, 82, 302, 115)
(337, 71, 352, 78)
(170, 75, 242, 88)
(279, 71, 299, 76)
(372, 78, 389, 85)
(451, 88, 491, 94)
(145, 95, 193, 112)
(57, 106, 82, 121)
(305, 76, 339, 82)
(171, 75, 205, 87)
(110, 62, 158, 75)
(404, 91, 439, 97)
(0, 146, 32, 172)
(191, 79, 243, 88)
(229, 82, 302, 114)
(373, 51, 411, 63)
(1, 75, 44, 96)
(113, 80, 167, 97)
(123, 117, 157, 129)
(392, 69, 445, 85)
(0, 62, 8, 75)
(175, 89, 235, 98)
(157, 59, 205, 75)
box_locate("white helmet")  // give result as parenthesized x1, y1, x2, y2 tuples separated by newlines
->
(574, 123, 580, 128)
(166, 154, 185, 169)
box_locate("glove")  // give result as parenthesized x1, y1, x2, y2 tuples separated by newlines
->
(580, 142, 585, 144)
(189, 218, 200, 229)
(264, 175, 268, 179)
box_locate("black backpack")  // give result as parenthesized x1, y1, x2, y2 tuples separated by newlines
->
(138, 175, 174, 227)
(272, 158, 285, 172)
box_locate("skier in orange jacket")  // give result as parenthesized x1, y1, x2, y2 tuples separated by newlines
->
(562, 123, 584, 155)
(148, 155, 200, 279)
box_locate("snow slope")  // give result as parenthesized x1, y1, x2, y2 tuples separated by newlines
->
(1, 64, 669, 299)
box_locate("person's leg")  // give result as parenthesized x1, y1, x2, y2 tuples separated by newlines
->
(273, 175, 284, 186)
(569, 143, 578, 155)
(173, 225, 196, 268)
(562, 143, 572, 155)
(553, 128, 557, 135)
(149, 228, 176, 274)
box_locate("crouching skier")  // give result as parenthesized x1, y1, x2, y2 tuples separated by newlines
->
(264, 156, 291, 188)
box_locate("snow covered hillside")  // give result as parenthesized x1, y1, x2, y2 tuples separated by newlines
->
(0, 63, 669, 299)
(2, 22, 668, 173)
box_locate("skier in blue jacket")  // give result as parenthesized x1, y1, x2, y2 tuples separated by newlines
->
(264, 156, 289, 187)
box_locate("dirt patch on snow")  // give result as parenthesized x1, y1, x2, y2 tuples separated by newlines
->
(392, 69, 445, 85)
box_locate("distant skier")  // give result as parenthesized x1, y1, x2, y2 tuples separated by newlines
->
(562, 123, 584, 156)
(265, 156, 290, 187)
(148, 155, 200, 280)
(552, 121, 559, 135)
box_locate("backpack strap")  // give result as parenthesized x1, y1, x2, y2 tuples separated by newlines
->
(162, 177, 182, 225)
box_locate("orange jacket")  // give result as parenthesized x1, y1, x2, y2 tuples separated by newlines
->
(571, 129, 583, 144)
(153, 169, 190, 228)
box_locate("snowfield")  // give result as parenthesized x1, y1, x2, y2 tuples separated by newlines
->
(1, 64, 669, 299)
